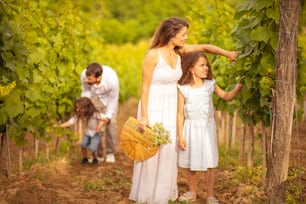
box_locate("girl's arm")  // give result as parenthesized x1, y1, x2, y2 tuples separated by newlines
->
(139, 49, 158, 129)
(214, 82, 243, 101)
(60, 121, 73, 128)
(177, 90, 186, 150)
(57, 117, 76, 128)
(180, 44, 240, 63)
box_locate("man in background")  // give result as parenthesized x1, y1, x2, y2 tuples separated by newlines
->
(81, 62, 119, 163)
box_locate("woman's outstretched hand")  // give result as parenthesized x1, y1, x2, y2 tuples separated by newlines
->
(226, 51, 241, 63)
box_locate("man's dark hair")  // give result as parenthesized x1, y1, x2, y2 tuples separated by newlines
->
(86, 62, 103, 78)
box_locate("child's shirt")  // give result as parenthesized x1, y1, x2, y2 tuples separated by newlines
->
(68, 112, 106, 137)
(178, 79, 215, 120)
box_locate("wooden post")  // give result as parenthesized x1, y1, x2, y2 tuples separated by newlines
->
(247, 121, 254, 168)
(225, 112, 231, 150)
(34, 138, 39, 159)
(216, 110, 222, 144)
(18, 148, 23, 176)
(5, 127, 12, 178)
(231, 111, 237, 148)
(219, 111, 225, 145)
(262, 122, 267, 185)
(46, 142, 50, 161)
(239, 122, 246, 163)
(303, 99, 306, 120)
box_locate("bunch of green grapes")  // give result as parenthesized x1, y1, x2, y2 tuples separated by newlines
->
(152, 123, 172, 146)
(0, 81, 16, 97)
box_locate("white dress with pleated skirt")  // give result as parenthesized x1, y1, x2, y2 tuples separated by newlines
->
(129, 49, 182, 204)
(177, 80, 219, 171)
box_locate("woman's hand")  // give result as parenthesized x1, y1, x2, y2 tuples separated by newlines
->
(225, 51, 241, 63)
(138, 117, 150, 132)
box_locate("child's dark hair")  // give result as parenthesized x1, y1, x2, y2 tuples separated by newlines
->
(178, 52, 213, 85)
(73, 97, 98, 124)
(86, 62, 103, 78)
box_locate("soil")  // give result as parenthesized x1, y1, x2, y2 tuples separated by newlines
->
(0, 97, 305, 204)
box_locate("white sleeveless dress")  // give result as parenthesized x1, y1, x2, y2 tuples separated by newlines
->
(177, 80, 219, 171)
(129, 49, 182, 204)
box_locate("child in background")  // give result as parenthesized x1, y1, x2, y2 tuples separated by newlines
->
(59, 97, 108, 165)
(177, 52, 243, 204)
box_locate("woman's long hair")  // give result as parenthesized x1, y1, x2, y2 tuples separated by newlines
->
(150, 17, 189, 53)
(178, 52, 213, 85)
(73, 97, 98, 125)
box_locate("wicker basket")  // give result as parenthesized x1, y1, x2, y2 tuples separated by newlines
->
(120, 117, 159, 161)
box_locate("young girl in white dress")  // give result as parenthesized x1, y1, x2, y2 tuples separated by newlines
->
(177, 52, 243, 204)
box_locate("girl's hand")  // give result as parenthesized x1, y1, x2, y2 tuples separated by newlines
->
(235, 82, 243, 92)
(237, 75, 245, 83)
(178, 139, 186, 151)
(235, 75, 244, 92)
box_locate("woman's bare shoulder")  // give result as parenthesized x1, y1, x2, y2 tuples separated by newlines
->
(146, 48, 158, 57)
(144, 48, 159, 62)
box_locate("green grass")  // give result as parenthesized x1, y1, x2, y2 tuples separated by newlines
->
(23, 153, 50, 170)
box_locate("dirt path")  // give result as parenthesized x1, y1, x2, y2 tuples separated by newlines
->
(0, 98, 305, 204)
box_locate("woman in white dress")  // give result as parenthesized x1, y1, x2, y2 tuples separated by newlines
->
(129, 17, 240, 204)
(177, 52, 243, 203)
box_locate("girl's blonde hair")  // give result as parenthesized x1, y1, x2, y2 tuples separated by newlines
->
(178, 52, 213, 85)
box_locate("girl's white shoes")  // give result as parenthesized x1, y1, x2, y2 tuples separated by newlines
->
(207, 197, 219, 204)
(178, 191, 196, 202)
